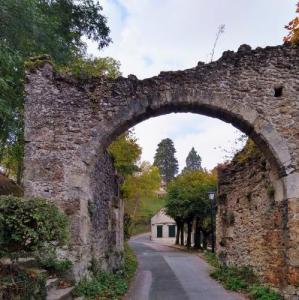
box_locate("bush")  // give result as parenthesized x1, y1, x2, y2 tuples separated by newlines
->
(74, 243, 137, 300)
(0, 196, 69, 259)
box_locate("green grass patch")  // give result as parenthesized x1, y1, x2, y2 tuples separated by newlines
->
(128, 195, 166, 236)
(248, 284, 282, 300)
(202, 250, 220, 268)
(74, 243, 137, 300)
(210, 266, 282, 299)
(202, 253, 282, 300)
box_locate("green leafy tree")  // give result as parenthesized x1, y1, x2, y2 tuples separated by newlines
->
(153, 138, 179, 183)
(122, 162, 161, 220)
(108, 130, 142, 177)
(183, 147, 202, 172)
(165, 170, 216, 248)
(0, 0, 112, 182)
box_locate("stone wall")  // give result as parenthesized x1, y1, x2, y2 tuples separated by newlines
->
(89, 149, 124, 273)
(60, 149, 124, 279)
(217, 141, 297, 298)
(24, 44, 299, 285)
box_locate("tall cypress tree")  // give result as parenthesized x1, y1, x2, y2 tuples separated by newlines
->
(183, 147, 202, 172)
(153, 138, 178, 183)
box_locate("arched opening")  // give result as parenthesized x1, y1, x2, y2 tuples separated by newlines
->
(93, 109, 288, 289)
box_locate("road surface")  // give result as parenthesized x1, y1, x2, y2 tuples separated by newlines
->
(125, 234, 246, 300)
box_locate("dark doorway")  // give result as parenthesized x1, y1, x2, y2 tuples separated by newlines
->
(157, 225, 163, 238)
(168, 225, 176, 238)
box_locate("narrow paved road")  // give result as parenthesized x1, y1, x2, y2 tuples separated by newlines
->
(125, 234, 246, 300)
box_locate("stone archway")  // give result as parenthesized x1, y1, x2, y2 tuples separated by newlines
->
(24, 44, 299, 292)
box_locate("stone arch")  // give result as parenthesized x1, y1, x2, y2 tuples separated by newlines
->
(24, 44, 299, 292)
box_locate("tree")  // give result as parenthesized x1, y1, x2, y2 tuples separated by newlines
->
(284, 2, 299, 45)
(165, 170, 216, 248)
(153, 138, 179, 183)
(183, 147, 202, 172)
(122, 162, 161, 220)
(0, 0, 113, 183)
(108, 130, 142, 177)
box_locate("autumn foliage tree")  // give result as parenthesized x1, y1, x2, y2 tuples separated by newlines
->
(109, 132, 162, 237)
(122, 162, 161, 220)
(108, 130, 142, 177)
(284, 2, 299, 45)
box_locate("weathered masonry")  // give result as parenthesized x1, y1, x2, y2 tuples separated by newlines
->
(25, 44, 299, 294)
(217, 142, 295, 298)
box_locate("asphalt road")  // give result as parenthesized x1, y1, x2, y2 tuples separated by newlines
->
(125, 234, 246, 300)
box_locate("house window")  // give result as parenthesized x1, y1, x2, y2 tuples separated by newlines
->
(157, 225, 163, 238)
(168, 225, 176, 238)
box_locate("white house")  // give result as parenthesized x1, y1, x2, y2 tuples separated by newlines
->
(151, 208, 196, 245)
(151, 208, 177, 243)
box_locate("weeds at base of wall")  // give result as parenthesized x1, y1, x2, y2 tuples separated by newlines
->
(0, 264, 47, 300)
(202, 251, 282, 300)
(73, 242, 137, 299)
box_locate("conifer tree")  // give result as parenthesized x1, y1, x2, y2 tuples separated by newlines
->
(153, 138, 178, 183)
(183, 147, 202, 172)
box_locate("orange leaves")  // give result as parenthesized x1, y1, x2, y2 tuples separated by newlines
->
(284, 2, 299, 45)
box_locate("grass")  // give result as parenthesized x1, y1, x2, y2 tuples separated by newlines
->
(130, 223, 150, 236)
(202, 250, 220, 268)
(210, 266, 282, 299)
(201, 250, 282, 300)
(73, 243, 137, 300)
(128, 195, 166, 236)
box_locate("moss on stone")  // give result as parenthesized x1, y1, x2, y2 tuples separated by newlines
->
(24, 55, 52, 72)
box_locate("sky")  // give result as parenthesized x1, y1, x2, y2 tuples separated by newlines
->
(87, 0, 297, 171)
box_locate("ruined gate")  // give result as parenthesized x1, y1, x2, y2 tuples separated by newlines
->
(24, 44, 299, 292)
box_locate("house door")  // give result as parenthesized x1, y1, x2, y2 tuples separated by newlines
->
(157, 225, 163, 238)
(168, 225, 176, 238)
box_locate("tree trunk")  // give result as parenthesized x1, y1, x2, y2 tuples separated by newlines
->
(186, 219, 193, 248)
(16, 161, 23, 186)
(175, 220, 181, 245)
(180, 222, 184, 246)
(194, 217, 202, 249)
(202, 230, 208, 250)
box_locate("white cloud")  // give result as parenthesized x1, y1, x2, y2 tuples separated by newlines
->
(134, 113, 245, 171)
(87, 0, 297, 170)
(90, 0, 296, 78)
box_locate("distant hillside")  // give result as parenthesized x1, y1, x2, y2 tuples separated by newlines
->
(128, 195, 166, 236)
(0, 173, 23, 197)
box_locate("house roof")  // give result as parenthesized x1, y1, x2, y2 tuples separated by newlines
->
(151, 208, 175, 224)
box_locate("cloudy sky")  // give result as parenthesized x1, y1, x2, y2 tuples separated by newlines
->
(87, 0, 297, 171)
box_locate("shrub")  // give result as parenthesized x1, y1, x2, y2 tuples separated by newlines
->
(0, 196, 69, 259)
